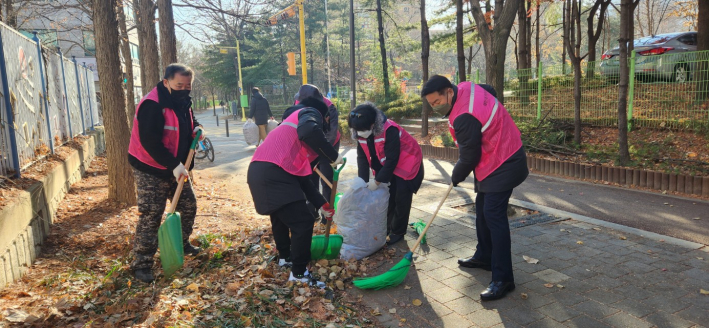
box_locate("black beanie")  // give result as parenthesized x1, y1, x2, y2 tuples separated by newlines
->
(348, 103, 377, 131)
(299, 96, 330, 133)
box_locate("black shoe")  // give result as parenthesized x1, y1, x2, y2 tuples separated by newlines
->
(184, 243, 201, 256)
(133, 268, 155, 283)
(457, 257, 492, 271)
(480, 281, 515, 301)
(386, 234, 404, 245)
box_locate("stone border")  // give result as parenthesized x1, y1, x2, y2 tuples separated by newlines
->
(0, 127, 105, 288)
(419, 144, 709, 198)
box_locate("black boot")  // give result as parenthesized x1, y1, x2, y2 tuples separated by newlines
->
(133, 268, 155, 283)
(184, 243, 201, 256)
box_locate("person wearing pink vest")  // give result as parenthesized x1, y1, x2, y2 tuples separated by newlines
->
(348, 103, 424, 246)
(422, 75, 528, 301)
(248, 96, 344, 287)
(294, 85, 341, 217)
(127, 64, 205, 283)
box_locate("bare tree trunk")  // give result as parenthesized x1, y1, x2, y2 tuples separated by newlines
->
(158, 0, 177, 68)
(535, 0, 540, 69)
(525, 0, 532, 69)
(617, 0, 633, 165)
(375, 0, 390, 100)
(421, 0, 431, 137)
(587, 0, 610, 79)
(697, 0, 709, 101)
(565, 0, 582, 145)
(135, 0, 160, 95)
(92, 0, 136, 204)
(5, 0, 16, 27)
(471, 0, 521, 103)
(456, 0, 465, 82)
(118, 0, 136, 123)
(562, 0, 567, 75)
(518, 0, 530, 105)
(0, 0, 4, 23)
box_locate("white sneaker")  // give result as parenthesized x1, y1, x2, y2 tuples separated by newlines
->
(278, 258, 292, 268)
(288, 270, 326, 288)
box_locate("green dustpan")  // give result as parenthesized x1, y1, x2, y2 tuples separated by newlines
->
(158, 130, 201, 277)
(311, 158, 346, 260)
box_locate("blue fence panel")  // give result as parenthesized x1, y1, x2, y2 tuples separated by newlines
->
(63, 57, 81, 138)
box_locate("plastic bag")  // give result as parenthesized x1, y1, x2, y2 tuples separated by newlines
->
(266, 119, 279, 134)
(334, 178, 389, 260)
(243, 119, 259, 145)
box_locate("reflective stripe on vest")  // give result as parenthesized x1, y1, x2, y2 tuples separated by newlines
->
(164, 126, 178, 131)
(282, 122, 297, 128)
(467, 86, 499, 133)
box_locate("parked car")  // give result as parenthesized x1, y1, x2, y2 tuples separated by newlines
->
(600, 32, 697, 83)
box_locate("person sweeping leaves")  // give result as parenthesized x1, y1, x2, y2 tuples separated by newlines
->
(421, 75, 528, 301)
(247, 96, 344, 287)
(348, 103, 424, 245)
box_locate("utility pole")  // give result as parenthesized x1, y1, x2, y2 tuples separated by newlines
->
(349, 0, 356, 109)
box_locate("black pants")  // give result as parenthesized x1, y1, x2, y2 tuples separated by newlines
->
(270, 201, 316, 276)
(386, 175, 415, 236)
(472, 189, 515, 282)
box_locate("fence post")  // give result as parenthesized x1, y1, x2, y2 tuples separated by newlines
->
(0, 27, 22, 177)
(72, 56, 86, 135)
(83, 63, 95, 130)
(627, 50, 636, 131)
(58, 48, 73, 138)
(33, 32, 54, 154)
(537, 62, 543, 120)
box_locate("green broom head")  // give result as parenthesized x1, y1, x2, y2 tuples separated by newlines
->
(409, 220, 427, 244)
(352, 252, 413, 290)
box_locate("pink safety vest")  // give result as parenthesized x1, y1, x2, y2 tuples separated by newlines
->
(251, 108, 320, 176)
(448, 82, 522, 181)
(357, 120, 423, 181)
(128, 87, 194, 170)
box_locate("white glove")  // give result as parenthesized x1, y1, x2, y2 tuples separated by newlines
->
(193, 126, 205, 140)
(173, 163, 189, 181)
(367, 180, 379, 191)
(331, 153, 344, 167)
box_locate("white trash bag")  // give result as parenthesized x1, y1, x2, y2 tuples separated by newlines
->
(334, 177, 389, 260)
(243, 119, 259, 145)
(266, 119, 279, 134)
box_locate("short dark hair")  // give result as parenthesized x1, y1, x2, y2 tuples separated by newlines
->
(421, 75, 453, 96)
(348, 102, 377, 131)
(251, 87, 260, 95)
(163, 63, 193, 80)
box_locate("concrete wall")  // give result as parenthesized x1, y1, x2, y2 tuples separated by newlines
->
(0, 127, 105, 288)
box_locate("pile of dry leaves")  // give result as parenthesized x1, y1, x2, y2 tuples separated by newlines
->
(0, 156, 386, 327)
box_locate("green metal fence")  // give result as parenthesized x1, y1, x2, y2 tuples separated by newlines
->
(499, 50, 709, 131)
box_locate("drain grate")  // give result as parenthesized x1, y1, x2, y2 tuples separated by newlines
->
(509, 213, 566, 229)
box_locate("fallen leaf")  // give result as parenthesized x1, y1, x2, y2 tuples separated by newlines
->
(294, 296, 306, 303)
(404, 285, 412, 290)
(412, 299, 422, 306)
(520, 293, 528, 300)
(544, 283, 554, 288)
(335, 280, 345, 290)
(620, 236, 627, 240)
(693, 217, 701, 220)
(259, 290, 274, 297)
(389, 308, 397, 314)
(556, 284, 564, 289)
(400, 318, 407, 322)
(2, 309, 29, 323)
(659, 239, 665, 242)
(523, 255, 539, 264)
(371, 308, 381, 316)
(560, 229, 566, 232)
(186, 283, 199, 293)
(576, 241, 584, 245)
(697, 257, 704, 260)
(700, 289, 709, 295)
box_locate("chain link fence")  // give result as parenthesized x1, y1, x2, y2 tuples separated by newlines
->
(0, 22, 98, 177)
(501, 50, 709, 131)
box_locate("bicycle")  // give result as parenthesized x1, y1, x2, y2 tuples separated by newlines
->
(195, 137, 215, 162)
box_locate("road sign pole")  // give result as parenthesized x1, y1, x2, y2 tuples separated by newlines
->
(236, 39, 246, 121)
(298, 0, 307, 85)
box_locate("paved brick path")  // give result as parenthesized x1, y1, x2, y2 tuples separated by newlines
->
(346, 182, 709, 328)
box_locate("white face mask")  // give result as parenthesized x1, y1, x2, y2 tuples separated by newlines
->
(357, 130, 373, 138)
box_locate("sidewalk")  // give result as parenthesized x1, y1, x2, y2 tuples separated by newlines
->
(333, 148, 709, 328)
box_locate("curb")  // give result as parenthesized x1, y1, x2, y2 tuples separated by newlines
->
(419, 145, 709, 199)
(420, 180, 707, 251)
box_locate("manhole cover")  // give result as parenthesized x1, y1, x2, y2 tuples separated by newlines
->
(509, 213, 565, 228)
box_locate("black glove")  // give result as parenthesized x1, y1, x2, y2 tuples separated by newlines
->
(451, 178, 462, 187)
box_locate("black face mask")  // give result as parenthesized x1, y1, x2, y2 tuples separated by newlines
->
(171, 89, 190, 101)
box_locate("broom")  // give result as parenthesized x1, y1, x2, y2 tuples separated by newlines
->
(353, 183, 454, 290)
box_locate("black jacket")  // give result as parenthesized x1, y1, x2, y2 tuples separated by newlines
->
(449, 84, 528, 192)
(357, 126, 400, 184)
(248, 106, 338, 214)
(248, 93, 272, 125)
(128, 82, 201, 179)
